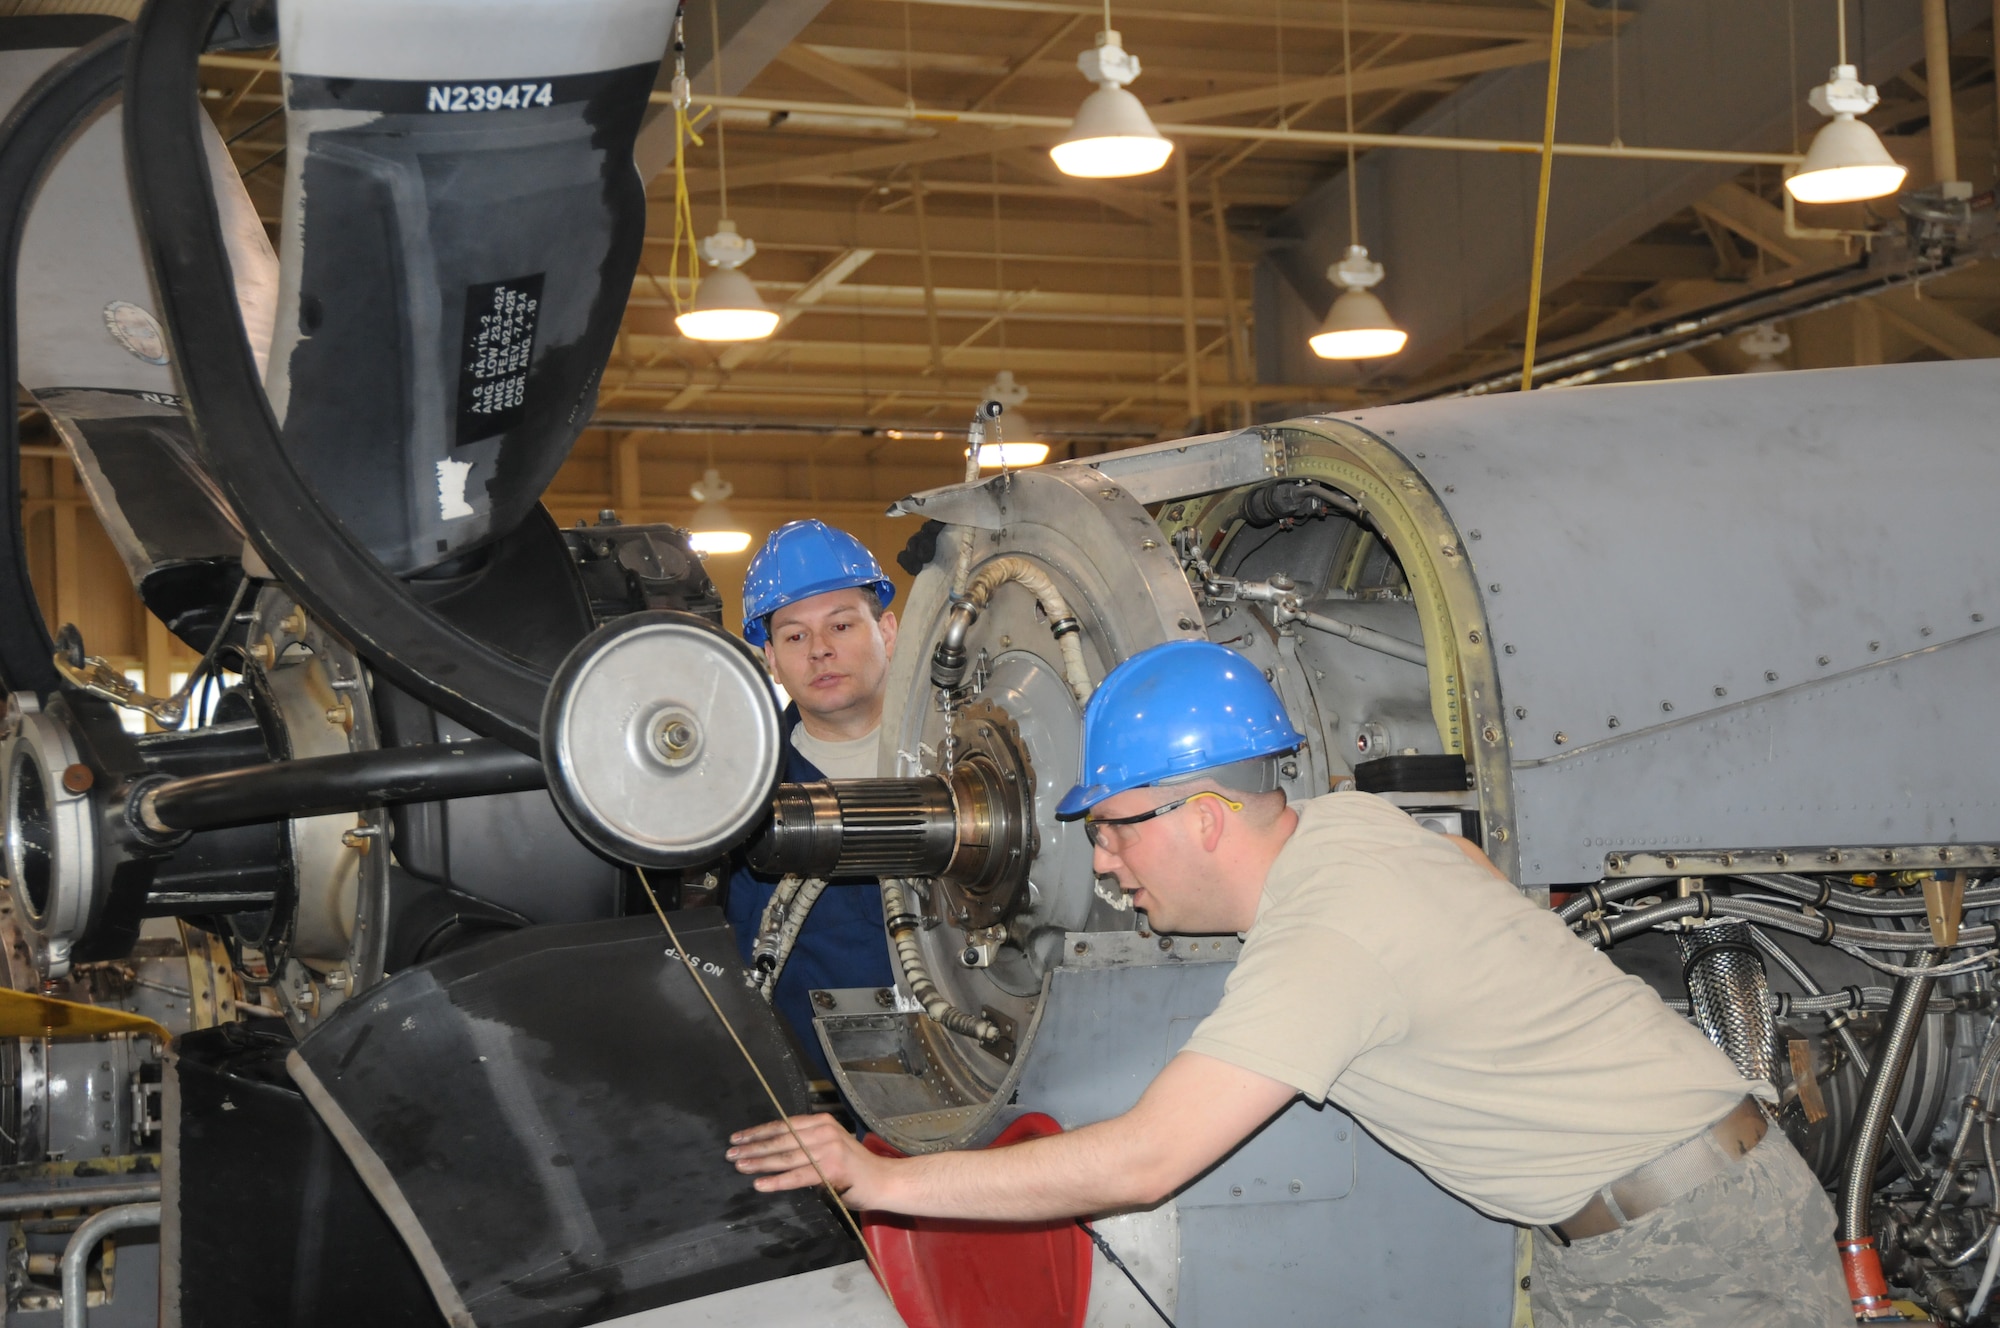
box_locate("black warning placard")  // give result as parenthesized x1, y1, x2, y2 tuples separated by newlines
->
(455, 273, 544, 445)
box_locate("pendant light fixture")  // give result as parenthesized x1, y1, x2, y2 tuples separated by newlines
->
(1739, 324, 1791, 372)
(1049, 5, 1172, 180)
(975, 372, 1050, 468)
(675, 0, 779, 342)
(686, 466, 751, 554)
(1310, 0, 1406, 361)
(1785, 2, 1905, 205)
(676, 221, 779, 342)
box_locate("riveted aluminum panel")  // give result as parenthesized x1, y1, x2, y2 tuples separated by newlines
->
(1318, 359, 2000, 883)
(1013, 955, 1515, 1327)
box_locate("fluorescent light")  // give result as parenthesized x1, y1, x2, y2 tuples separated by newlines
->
(1785, 67, 1906, 205)
(977, 441, 1050, 467)
(1051, 32, 1172, 180)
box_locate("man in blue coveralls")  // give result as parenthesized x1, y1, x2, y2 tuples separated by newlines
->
(725, 520, 900, 1075)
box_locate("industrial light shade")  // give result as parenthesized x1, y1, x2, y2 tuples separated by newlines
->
(675, 266, 779, 342)
(978, 441, 1050, 467)
(1052, 86, 1173, 178)
(687, 467, 751, 554)
(1310, 245, 1406, 360)
(1050, 30, 1172, 179)
(1785, 66, 1906, 206)
(975, 372, 1052, 466)
(1785, 115, 1907, 204)
(1311, 291, 1408, 360)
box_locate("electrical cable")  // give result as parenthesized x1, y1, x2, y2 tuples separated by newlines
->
(1076, 1219, 1177, 1327)
(636, 868, 897, 1306)
(1518, 0, 1569, 391)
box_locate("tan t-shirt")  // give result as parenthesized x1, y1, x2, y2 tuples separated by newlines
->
(1181, 791, 1760, 1226)
(791, 724, 879, 780)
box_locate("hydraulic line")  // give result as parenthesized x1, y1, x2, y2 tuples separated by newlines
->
(1743, 873, 2000, 918)
(881, 878, 1001, 1044)
(963, 556, 1092, 704)
(1747, 927, 1926, 1182)
(1840, 949, 1943, 1314)
(1557, 876, 1674, 925)
(1585, 894, 1998, 952)
(749, 874, 828, 998)
(138, 739, 546, 833)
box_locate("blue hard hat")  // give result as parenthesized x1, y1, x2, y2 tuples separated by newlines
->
(1056, 640, 1303, 819)
(741, 519, 895, 647)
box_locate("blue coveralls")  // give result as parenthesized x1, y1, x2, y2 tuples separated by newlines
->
(724, 704, 896, 1075)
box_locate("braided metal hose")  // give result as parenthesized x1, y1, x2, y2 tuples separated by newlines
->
(881, 878, 1000, 1044)
(1678, 920, 1779, 1085)
(1842, 949, 1944, 1242)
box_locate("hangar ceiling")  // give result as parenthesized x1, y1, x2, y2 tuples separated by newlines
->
(33, 0, 2000, 619)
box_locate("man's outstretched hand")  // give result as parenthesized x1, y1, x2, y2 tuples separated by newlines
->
(728, 1113, 886, 1207)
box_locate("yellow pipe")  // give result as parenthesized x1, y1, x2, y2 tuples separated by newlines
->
(1519, 0, 1569, 393)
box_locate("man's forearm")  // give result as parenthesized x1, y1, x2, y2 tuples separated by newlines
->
(869, 1119, 1167, 1221)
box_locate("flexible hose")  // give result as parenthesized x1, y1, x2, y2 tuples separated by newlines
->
(759, 877, 827, 997)
(965, 556, 1092, 704)
(881, 878, 1000, 1044)
(1748, 927, 1928, 1182)
(1743, 873, 2000, 918)
(749, 873, 811, 995)
(1588, 895, 1997, 951)
(1974, 1169, 2000, 1317)
(1841, 950, 1943, 1242)
(1556, 876, 1674, 924)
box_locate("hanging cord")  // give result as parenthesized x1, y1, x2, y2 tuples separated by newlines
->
(1077, 1220, 1178, 1327)
(636, 869, 896, 1299)
(711, 0, 731, 219)
(1518, 0, 1569, 392)
(1341, 0, 1358, 243)
(667, 0, 703, 316)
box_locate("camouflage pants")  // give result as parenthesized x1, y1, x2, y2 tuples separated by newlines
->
(1531, 1129, 1851, 1328)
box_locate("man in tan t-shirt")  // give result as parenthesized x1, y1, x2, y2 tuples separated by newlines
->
(729, 641, 1851, 1326)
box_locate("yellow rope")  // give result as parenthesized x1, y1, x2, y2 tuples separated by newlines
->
(1519, 0, 1569, 393)
(636, 869, 896, 1304)
(668, 104, 704, 316)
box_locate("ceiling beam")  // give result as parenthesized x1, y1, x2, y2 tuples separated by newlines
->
(683, 42, 1562, 192)
(1872, 288, 2000, 359)
(1690, 182, 1845, 268)
(772, 44, 911, 106)
(664, 247, 878, 409)
(880, 0, 1618, 41)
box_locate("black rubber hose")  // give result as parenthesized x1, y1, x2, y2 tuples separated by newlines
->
(122, 0, 551, 754)
(1841, 950, 1943, 1241)
(0, 20, 128, 695)
(140, 739, 545, 832)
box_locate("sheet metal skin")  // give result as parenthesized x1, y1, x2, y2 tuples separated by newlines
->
(289, 912, 854, 1328)
(1015, 942, 1515, 1326)
(965, 359, 1999, 885)
(1323, 358, 2000, 884)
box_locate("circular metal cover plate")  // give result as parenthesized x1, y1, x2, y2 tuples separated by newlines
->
(542, 612, 782, 868)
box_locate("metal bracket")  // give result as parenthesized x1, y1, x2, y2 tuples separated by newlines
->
(1923, 870, 1967, 947)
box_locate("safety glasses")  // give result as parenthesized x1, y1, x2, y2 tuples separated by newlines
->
(1082, 790, 1243, 849)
